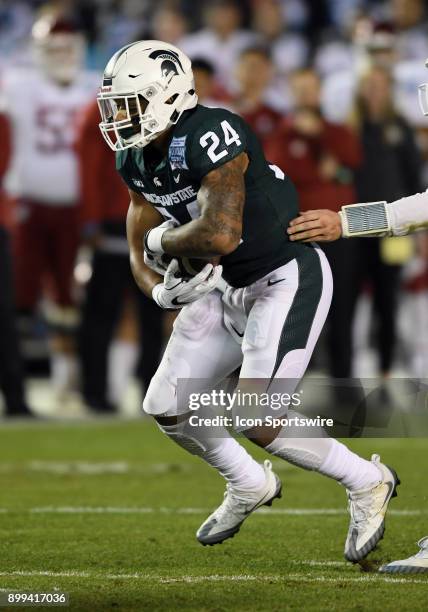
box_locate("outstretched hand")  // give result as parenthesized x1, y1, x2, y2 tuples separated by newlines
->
(287, 209, 342, 243)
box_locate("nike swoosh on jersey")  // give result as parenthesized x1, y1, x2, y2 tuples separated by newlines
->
(267, 278, 286, 286)
(173, 174, 180, 183)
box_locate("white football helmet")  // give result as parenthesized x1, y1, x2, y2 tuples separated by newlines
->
(97, 40, 198, 150)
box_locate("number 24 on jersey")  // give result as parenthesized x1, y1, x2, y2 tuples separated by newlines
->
(199, 120, 242, 163)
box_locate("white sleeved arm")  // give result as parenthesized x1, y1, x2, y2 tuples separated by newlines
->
(339, 191, 428, 237)
(388, 190, 428, 235)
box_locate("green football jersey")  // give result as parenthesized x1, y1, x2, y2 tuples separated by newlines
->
(117, 104, 310, 287)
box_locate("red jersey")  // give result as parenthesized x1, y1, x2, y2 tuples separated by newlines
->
(239, 104, 283, 152)
(76, 101, 129, 226)
(268, 116, 362, 212)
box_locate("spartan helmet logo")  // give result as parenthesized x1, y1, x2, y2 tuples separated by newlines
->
(149, 48, 184, 81)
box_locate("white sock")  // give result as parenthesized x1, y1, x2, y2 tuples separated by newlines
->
(160, 422, 266, 491)
(204, 437, 267, 490)
(318, 439, 381, 491)
(265, 423, 381, 491)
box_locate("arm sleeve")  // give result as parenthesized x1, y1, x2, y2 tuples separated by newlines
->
(389, 190, 428, 235)
(187, 112, 247, 181)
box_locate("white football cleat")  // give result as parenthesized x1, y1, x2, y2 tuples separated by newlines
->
(344, 454, 400, 562)
(196, 460, 282, 546)
(379, 537, 428, 574)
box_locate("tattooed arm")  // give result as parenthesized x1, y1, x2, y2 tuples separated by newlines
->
(160, 153, 248, 257)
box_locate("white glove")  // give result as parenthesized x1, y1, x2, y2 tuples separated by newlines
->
(152, 259, 223, 309)
(144, 218, 176, 255)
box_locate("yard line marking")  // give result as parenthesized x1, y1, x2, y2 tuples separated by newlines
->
(155, 574, 428, 586)
(0, 460, 295, 476)
(263, 508, 423, 517)
(291, 560, 348, 568)
(25, 506, 426, 517)
(0, 461, 193, 476)
(29, 461, 131, 475)
(0, 570, 426, 586)
(0, 506, 423, 516)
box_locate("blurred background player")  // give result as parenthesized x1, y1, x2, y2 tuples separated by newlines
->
(191, 58, 229, 108)
(144, 2, 189, 46)
(179, 0, 254, 92)
(76, 100, 165, 414)
(0, 13, 99, 406)
(320, 8, 428, 129)
(251, 0, 308, 112)
(349, 65, 422, 378)
(0, 113, 32, 417)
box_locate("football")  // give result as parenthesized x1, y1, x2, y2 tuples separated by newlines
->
(161, 254, 221, 278)
(177, 256, 221, 278)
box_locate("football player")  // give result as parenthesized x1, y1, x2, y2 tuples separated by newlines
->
(0, 14, 99, 402)
(287, 60, 428, 574)
(98, 40, 399, 561)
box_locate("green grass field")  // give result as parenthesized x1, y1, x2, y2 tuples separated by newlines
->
(0, 419, 427, 611)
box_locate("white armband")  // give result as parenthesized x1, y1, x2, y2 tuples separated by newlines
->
(339, 201, 392, 237)
(144, 226, 167, 255)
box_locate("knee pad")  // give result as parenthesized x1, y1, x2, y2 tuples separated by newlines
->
(143, 369, 207, 417)
(142, 375, 177, 417)
(142, 346, 192, 416)
(156, 411, 234, 458)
